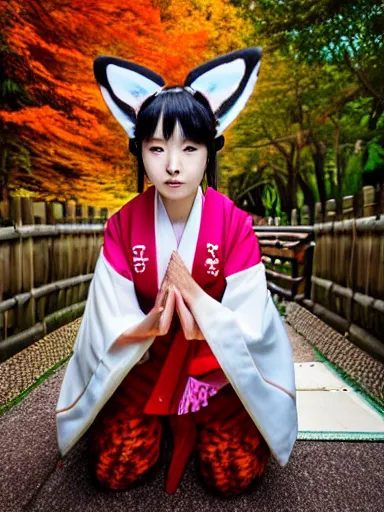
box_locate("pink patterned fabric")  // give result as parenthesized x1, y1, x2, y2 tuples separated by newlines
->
(178, 374, 229, 415)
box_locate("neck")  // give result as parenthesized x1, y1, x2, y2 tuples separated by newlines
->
(160, 189, 198, 225)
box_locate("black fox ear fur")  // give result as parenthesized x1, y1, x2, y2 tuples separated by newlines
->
(185, 47, 262, 135)
(93, 56, 165, 138)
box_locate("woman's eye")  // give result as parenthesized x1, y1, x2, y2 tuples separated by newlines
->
(149, 146, 163, 153)
(184, 146, 197, 152)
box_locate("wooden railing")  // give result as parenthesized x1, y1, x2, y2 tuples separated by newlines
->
(255, 215, 384, 363)
(0, 197, 111, 226)
(254, 226, 315, 303)
(308, 215, 384, 362)
(252, 184, 384, 227)
(293, 184, 384, 225)
(0, 197, 110, 362)
(1, 193, 383, 363)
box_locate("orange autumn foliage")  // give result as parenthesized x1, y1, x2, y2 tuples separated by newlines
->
(1, 0, 249, 208)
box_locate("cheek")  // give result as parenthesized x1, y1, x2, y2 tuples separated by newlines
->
(195, 153, 209, 175)
(142, 153, 161, 180)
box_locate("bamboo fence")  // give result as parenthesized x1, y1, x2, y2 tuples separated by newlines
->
(253, 226, 314, 303)
(0, 184, 383, 363)
(308, 214, 384, 362)
(0, 197, 109, 361)
(257, 185, 384, 362)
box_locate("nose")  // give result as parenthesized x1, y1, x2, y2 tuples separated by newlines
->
(166, 152, 180, 176)
(166, 167, 180, 176)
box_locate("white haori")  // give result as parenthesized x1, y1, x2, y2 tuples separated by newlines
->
(192, 263, 298, 464)
(56, 253, 297, 464)
(56, 250, 154, 456)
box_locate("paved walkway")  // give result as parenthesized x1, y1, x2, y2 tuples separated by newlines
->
(0, 323, 383, 511)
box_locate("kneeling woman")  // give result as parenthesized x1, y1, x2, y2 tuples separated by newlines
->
(56, 48, 298, 497)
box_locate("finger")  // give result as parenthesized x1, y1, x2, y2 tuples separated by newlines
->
(159, 288, 176, 335)
(170, 251, 184, 269)
(155, 277, 169, 308)
(174, 289, 186, 333)
(168, 257, 190, 283)
(167, 254, 179, 275)
(173, 251, 187, 268)
(123, 306, 163, 341)
(174, 288, 193, 336)
(166, 263, 179, 287)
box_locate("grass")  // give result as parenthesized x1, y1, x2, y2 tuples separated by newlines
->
(0, 354, 72, 416)
(312, 346, 384, 418)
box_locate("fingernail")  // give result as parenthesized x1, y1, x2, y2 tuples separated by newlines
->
(158, 307, 164, 313)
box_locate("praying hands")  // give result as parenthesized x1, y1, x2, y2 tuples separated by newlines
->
(165, 251, 205, 340)
(114, 251, 204, 347)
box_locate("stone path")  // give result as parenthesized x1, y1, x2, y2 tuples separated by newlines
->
(0, 318, 383, 512)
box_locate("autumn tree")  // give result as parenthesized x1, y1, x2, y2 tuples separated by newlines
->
(1, 0, 249, 208)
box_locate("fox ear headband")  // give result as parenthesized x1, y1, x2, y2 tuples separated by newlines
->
(93, 47, 262, 152)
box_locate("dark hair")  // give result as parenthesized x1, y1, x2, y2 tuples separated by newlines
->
(132, 87, 223, 193)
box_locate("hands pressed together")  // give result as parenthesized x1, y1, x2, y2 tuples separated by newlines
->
(116, 251, 204, 347)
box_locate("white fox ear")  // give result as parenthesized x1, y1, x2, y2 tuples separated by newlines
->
(93, 56, 165, 138)
(185, 48, 262, 136)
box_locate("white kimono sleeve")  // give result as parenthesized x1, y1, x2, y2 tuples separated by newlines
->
(56, 247, 154, 456)
(192, 262, 298, 466)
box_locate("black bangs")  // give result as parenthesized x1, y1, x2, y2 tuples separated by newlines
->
(135, 88, 216, 144)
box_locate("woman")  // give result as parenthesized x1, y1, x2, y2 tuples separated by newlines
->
(56, 48, 298, 497)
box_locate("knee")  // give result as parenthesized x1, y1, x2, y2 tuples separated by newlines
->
(197, 426, 269, 497)
(90, 415, 162, 491)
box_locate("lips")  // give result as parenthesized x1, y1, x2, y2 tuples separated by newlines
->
(165, 180, 184, 188)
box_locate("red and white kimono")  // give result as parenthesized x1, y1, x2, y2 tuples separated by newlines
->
(56, 186, 298, 494)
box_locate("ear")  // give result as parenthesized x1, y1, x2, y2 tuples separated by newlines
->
(93, 56, 165, 138)
(184, 48, 262, 136)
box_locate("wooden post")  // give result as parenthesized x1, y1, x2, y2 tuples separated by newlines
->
(354, 190, 364, 218)
(301, 205, 310, 225)
(0, 200, 10, 225)
(76, 204, 88, 224)
(325, 199, 336, 223)
(100, 208, 109, 222)
(88, 206, 96, 224)
(33, 202, 47, 224)
(314, 202, 322, 224)
(363, 186, 375, 217)
(377, 184, 384, 215)
(9, 197, 22, 335)
(21, 199, 35, 331)
(46, 202, 64, 224)
(21, 197, 34, 225)
(92, 207, 100, 224)
(342, 195, 354, 220)
(10, 197, 22, 226)
(291, 209, 298, 226)
(65, 200, 76, 223)
(34, 222, 50, 325)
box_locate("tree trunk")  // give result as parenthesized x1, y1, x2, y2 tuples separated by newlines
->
(311, 141, 327, 215)
(297, 172, 315, 224)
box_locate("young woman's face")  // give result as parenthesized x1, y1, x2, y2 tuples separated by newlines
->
(141, 118, 208, 201)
